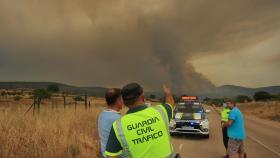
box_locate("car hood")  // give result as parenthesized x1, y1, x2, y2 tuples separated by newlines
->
(174, 112, 206, 120)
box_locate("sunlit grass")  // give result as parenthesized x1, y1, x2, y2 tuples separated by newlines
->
(238, 101, 280, 122)
(0, 100, 104, 158)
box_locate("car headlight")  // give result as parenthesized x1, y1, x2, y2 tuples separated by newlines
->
(200, 119, 209, 129)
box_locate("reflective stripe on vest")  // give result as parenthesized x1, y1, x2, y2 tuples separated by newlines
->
(114, 105, 173, 158)
(116, 119, 133, 158)
(152, 105, 174, 156)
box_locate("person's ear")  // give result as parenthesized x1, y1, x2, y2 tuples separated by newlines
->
(116, 98, 120, 105)
(117, 97, 124, 106)
(141, 94, 145, 102)
(120, 97, 124, 106)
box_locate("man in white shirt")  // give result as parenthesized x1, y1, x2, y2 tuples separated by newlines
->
(98, 88, 124, 158)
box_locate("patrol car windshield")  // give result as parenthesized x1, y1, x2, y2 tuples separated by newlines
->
(174, 103, 206, 120)
(176, 103, 204, 113)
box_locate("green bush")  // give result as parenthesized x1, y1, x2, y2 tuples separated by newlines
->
(14, 95, 22, 101)
(253, 91, 271, 101)
(149, 94, 156, 99)
(270, 94, 280, 101)
(7, 92, 15, 96)
(47, 84, 60, 93)
(203, 97, 224, 106)
(1, 91, 6, 96)
(33, 89, 51, 99)
(15, 92, 23, 95)
(234, 95, 252, 103)
(73, 96, 84, 101)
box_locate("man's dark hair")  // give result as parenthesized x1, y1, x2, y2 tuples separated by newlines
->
(225, 98, 236, 105)
(121, 83, 143, 106)
(105, 88, 121, 106)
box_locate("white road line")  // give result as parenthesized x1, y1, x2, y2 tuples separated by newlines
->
(179, 144, 183, 151)
(247, 135, 280, 157)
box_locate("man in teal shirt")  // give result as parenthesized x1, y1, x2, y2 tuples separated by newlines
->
(223, 99, 246, 158)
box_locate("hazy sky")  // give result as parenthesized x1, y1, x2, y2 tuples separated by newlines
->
(0, 0, 280, 92)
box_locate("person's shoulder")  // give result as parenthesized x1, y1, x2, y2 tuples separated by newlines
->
(164, 103, 173, 108)
(114, 113, 121, 120)
(233, 107, 242, 113)
(236, 107, 243, 116)
(101, 111, 121, 120)
(158, 103, 172, 110)
(229, 108, 237, 115)
(109, 112, 121, 120)
(98, 110, 106, 119)
(232, 107, 243, 116)
(99, 110, 110, 116)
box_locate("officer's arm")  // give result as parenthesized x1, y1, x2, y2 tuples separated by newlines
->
(105, 125, 123, 158)
(163, 84, 175, 109)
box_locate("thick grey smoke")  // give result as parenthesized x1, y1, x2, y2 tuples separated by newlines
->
(0, 0, 280, 93)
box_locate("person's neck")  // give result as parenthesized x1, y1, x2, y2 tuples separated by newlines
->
(107, 105, 119, 112)
(129, 102, 145, 109)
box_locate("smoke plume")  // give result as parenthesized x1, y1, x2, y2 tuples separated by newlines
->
(0, 0, 280, 93)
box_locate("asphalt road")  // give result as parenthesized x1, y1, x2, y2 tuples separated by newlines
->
(171, 106, 280, 158)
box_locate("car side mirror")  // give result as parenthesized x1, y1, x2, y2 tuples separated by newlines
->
(205, 109, 211, 113)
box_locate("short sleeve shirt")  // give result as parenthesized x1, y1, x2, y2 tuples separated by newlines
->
(228, 107, 246, 140)
(105, 103, 173, 156)
(98, 110, 121, 157)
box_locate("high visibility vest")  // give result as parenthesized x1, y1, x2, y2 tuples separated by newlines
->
(112, 105, 173, 158)
(221, 107, 231, 122)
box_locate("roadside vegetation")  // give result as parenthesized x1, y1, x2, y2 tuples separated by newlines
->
(0, 84, 105, 158)
(0, 99, 102, 158)
(238, 101, 280, 122)
(203, 91, 280, 122)
(203, 91, 280, 106)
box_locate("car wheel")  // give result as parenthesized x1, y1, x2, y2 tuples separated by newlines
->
(203, 134, 209, 139)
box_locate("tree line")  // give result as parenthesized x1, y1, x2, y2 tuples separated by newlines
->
(203, 91, 280, 106)
(1, 84, 84, 102)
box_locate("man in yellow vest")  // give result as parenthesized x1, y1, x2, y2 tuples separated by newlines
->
(105, 83, 175, 158)
(221, 102, 231, 158)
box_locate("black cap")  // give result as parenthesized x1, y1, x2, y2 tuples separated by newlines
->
(121, 83, 143, 101)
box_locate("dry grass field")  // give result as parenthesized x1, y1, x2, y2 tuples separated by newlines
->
(0, 98, 106, 158)
(238, 101, 280, 122)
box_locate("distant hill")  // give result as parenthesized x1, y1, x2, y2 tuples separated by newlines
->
(0, 82, 108, 97)
(0, 82, 279, 98)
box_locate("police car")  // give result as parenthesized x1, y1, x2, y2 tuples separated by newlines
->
(169, 96, 210, 138)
